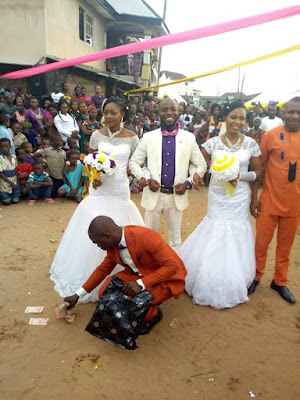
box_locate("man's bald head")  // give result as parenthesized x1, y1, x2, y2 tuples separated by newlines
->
(88, 216, 122, 250)
(159, 97, 179, 128)
(89, 216, 116, 235)
(159, 97, 178, 111)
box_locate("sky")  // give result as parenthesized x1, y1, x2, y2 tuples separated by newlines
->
(147, 0, 300, 100)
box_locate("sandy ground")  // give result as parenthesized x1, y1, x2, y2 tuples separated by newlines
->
(0, 188, 299, 400)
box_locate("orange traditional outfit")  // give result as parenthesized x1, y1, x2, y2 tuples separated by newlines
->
(255, 125, 300, 286)
(82, 226, 187, 321)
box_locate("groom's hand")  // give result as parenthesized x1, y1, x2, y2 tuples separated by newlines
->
(149, 179, 160, 192)
(63, 294, 79, 309)
(123, 281, 142, 297)
(174, 182, 188, 195)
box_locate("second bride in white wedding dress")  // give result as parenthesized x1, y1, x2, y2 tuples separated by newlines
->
(50, 97, 144, 302)
(180, 101, 262, 310)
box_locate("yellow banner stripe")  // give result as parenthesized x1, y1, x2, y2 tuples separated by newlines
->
(125, 45, 300, 95)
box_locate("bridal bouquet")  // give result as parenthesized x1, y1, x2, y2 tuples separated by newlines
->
(83, 151, 117, 181)
(211, 153, 240, 196)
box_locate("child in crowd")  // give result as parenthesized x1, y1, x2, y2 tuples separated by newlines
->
(69, 100, 81, 120)
(87, 105, 101, 130)
(27, 160, 54, 205)
(80, 140, 89, 162)
(0, 114, 15, 154)
(33, 137, 51, 170)
(128, 170, 142, 194)
(150, 121, 160, 131)
(12, 101, 26, 124)
(149, 111, 160, 129)
(34, 135, 66, 197)
(51, 83, 64, 104)
(21, 141, 34, 166)
(123, 114, 135, 132)
(21, 121, 37, 148)
(248, 117, 264, 144)
(66, 137, 80, 154)
(46, 103, 59, 136)
(133, 116, 144, 138)
(16, 147, 33, 197)
(11, 121, 28, 147)
(0, 138, 20, 205)
(57, 149, 83, 203)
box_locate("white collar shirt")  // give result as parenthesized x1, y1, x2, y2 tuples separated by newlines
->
(75, 229, 145, 298)
(119, 229, 145, 290)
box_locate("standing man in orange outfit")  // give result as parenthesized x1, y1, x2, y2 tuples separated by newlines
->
(249, 97, 300, 303)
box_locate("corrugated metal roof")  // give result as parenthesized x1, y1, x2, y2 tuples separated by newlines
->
(105, 0, 159, 18)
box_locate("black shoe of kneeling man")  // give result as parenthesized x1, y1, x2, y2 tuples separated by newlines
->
(270, 280, 296, 304)
(247, 280, 260, 295)
(139, 307, 163, 335)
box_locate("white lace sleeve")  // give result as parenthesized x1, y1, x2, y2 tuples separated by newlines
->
(249, 139, 262, 157)
(129, 135, 139, 156)
(201, 137, 215, 155)
(89, 130, 100, 150)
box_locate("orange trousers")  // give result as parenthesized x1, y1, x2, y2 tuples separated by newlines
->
(255, 212, 299, 286)
(98, 270, 173, 321)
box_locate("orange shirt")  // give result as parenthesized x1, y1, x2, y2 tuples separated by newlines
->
(259, 125, 300, 217)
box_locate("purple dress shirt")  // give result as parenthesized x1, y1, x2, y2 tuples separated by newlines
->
(161, 136, 176, 189)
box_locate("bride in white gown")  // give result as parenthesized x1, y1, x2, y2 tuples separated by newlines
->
(50, 97, 144, 302)
(180, 101, 262, 309)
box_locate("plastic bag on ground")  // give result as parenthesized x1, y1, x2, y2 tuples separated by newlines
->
(85, 276, 153, 350)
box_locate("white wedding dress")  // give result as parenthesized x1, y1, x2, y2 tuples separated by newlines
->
(181, 136, 261, 309)
(50, 134, 144, 302)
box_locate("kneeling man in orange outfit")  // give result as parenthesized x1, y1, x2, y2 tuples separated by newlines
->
(64, 216, 187, 334)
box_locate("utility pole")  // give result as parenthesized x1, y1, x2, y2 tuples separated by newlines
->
(240, 73, 245, 98)
(237, 67, 240, 97)
(157, 0, 167, 85)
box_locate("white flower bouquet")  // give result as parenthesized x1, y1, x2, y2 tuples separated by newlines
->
(211, 152, 240, 196)
(83, 151, 117, 181)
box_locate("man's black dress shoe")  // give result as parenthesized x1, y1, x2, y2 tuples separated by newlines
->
(247, 280, 260, 295)
(270, 280, 296, 304)
(139, 307, 163, 335)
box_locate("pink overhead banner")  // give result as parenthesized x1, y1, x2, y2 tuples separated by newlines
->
(1, 5, 299, 80)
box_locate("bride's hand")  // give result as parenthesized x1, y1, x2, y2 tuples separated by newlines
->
(228, 173, 240, 187)
(92, 179, 102, 189)
(139, 177, 149, 189)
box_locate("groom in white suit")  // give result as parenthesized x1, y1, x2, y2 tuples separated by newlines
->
(129, 97, 207, 252)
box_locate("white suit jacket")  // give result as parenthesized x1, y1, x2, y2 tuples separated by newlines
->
(129, 128, 207, 211)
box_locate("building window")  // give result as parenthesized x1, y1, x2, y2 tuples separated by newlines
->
(79, 6, 93, 45)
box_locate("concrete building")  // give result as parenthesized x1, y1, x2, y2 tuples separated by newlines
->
(158, 71, 200, 104)
(0, 0, 168, 97)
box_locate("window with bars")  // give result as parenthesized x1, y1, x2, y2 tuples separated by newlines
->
(79, 6, 94, 46)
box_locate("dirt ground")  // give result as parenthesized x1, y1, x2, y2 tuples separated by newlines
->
(0, 188, 299, 400)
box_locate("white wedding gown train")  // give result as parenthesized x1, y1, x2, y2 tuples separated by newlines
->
(50, 137, 144, 302)
(181, 136, 261, 309)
